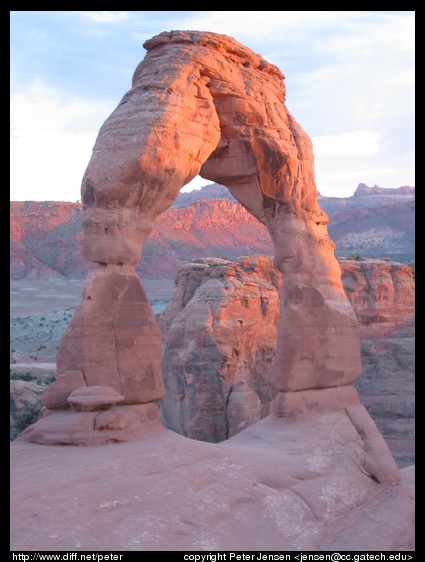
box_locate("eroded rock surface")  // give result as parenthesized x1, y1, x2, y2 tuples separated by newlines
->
(41, 371, 86, 410)
(160, 256, 414, 466)
(341, 259, 415, 467)
(10, 186, 415, 281)
(10, 380, 45, 440)
(341, 259, 415, 337)
(79, 29, 361, 393)
(21, 30, 363, 444)
(10, 402, 413, 551)
(56, 265, 163, 405)
(159, 256, 280, 441)
(11, 30, 413, 546)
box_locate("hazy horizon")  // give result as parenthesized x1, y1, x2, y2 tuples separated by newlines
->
(9, 180, 415, 204)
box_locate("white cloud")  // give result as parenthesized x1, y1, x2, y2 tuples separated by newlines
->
(330, 13, 414, 55)
(9, 79, 214, 200)
(178, 11, 359, 38)
(79, 11, 129, 23)
(312, 130, 380, 157)
(10, 80, 116, 201)
(11, 130, 96, 201)
(10, 79, 105, 132)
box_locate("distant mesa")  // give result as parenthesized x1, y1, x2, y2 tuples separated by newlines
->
(10, 182, 415, 281)
(353, 183, 415, 197)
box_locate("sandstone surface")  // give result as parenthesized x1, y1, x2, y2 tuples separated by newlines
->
(10, 201, 89, 279)
(79, 29, 361, 395)
(159, 255, 280, 442)
(341, 259, 415, 468)
(10, 404, 413, 551)
(19, 403, 162, 446)
(21, 30, 364, 444)
(341, 258, 415, 337)
(56, 265, 164, 405)
(67, 386, 125, 412)
(160, 256, 414, 466)
(10, 380, 45, 440)
(41, 371, 86, 410)
(142, 199, 273, 278)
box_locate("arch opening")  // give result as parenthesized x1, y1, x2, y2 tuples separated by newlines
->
(67, 30, 363, 399)
(20, 31, 363, 445)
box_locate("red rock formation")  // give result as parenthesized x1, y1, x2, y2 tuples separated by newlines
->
(341, 259, 415, 467)
(143, 199, 273, 278)
(160, 256, 414, 467)
(341, 259, 415, 337)
(22, 31, 402, 494)
(41, 371, 86, 410)
(10, 380, 45, 439)
(14, 33, 416, 548)
(159, 256, 280, 442)
(81, 30, 360, 396)
(10, 201, 82, 242)
(11, 414, 414, 550)
(56, 266, 164, 404)
(10, 240, 62, 279)
(10, 201, 90, 279)
(10, 189, 415, 280)
(10, 198, 273, 280)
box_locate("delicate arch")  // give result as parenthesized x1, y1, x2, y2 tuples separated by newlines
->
(75, 31, 361, 397)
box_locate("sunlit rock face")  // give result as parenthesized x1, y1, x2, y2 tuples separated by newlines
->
(79, 29, 361, 395)
(21, 30, 362, 445)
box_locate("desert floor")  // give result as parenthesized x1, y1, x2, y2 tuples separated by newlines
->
(10, 276, 175, 376)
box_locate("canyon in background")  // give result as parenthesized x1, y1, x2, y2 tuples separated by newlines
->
(10, 183, 415, 281)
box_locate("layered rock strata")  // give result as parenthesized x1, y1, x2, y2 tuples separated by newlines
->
(159, 256, 280, 442)
(10, 186, 415, 281)
(341, 259, 415, 467)
(160, 256, 414, 467)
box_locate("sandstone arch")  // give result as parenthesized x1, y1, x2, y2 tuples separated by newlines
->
(78, 30, 361, 393)
(21, 31, 370, 447)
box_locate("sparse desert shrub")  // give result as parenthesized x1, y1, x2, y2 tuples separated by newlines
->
(10, 371, 35, 382)
(347, 253, 364, 261)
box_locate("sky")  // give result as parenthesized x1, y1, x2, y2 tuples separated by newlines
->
(10, 10, 415, 201)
